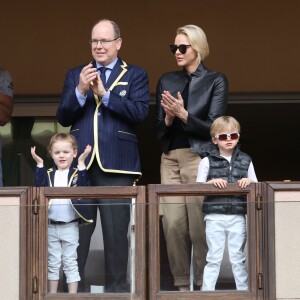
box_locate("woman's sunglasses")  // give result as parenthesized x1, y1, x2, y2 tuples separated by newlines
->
(214, 133, 240, 141)
(169, 44, 191, 54)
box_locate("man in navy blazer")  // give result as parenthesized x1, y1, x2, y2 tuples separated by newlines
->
(56, 19, 150, 293)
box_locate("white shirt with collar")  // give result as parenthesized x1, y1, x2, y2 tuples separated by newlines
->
(48, 168, 77, 222)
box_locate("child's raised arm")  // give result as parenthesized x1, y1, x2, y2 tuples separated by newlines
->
(31, 146, 44, 167)
(77, 145, 92, 169)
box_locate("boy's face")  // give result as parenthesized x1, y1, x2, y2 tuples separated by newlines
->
(50, 141, 77, 171)
(212, 127, 240, 155)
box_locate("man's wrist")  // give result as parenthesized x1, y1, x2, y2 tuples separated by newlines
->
(98, 88, 108, 98)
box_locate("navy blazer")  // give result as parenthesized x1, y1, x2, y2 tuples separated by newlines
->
(34, 166, 93, 224)
(57, 57, 150, 175)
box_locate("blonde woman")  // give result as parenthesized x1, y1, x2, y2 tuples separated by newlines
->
(155, 24, 228, 291)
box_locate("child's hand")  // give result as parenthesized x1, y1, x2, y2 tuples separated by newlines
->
(209, 178, 228, 189)
(31, 146, 44, 167)
(238, 178, 251, 188)
(78, 145, 92, 168)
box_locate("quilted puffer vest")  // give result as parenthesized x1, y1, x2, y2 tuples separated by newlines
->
(202, 147, 251, 215)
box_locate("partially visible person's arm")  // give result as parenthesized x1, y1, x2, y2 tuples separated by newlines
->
(247, 162, 258, 182)
(196, 157, 210, 182)
(77, 145, 92, 170)
(77, 144, 92, 186)
(238, 161, 258, 188)
(31, 146, 48, 186)
(0, 70, 13, 126)
(0, 94, 13, 126)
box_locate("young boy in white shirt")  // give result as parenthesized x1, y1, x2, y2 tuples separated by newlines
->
(196, 116, 257, 291)
(31, 133, 92, 293)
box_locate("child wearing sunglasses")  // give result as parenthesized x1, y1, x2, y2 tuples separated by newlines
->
(196, 116, 257, 291)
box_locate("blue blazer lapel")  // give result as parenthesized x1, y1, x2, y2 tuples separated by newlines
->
(106, 58, 127, 88)
(91, 58, 127, 90)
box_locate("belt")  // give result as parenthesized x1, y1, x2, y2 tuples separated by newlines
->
(48, 219, 79, 225)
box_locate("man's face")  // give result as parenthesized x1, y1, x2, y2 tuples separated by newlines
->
(91, 21, 122, 66)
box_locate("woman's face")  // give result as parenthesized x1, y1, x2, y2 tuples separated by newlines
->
(173, 34, 199, 72)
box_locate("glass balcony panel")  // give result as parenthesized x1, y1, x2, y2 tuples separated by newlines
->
(158, 193, 249, 292)
(45, 199, 135, 294)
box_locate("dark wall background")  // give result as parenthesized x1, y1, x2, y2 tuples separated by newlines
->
(1, 0, 300, 94)
(137, 101, 300, 185)
(1, 0, 300, 184)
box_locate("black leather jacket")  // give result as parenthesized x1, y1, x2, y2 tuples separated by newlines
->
(155, 63, 228, 157)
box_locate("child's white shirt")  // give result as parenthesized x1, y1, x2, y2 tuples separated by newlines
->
(48, 168, 77, 222)
(196, 155, 258, 183)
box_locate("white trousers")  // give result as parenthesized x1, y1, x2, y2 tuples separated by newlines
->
(48, 222, 80, 283)
(202, 214, 248, 291)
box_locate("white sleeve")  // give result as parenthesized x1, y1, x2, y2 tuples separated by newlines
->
(247, 161, 258, 182)
(196, 157, 210, 182)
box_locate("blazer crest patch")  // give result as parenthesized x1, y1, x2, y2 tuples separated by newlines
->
(72, 177, 78, 186)
(119, 90, 127, 97)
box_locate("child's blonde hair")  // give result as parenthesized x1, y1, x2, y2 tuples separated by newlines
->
(48, 133, 77, 153)
(210, 116, 241, 137)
